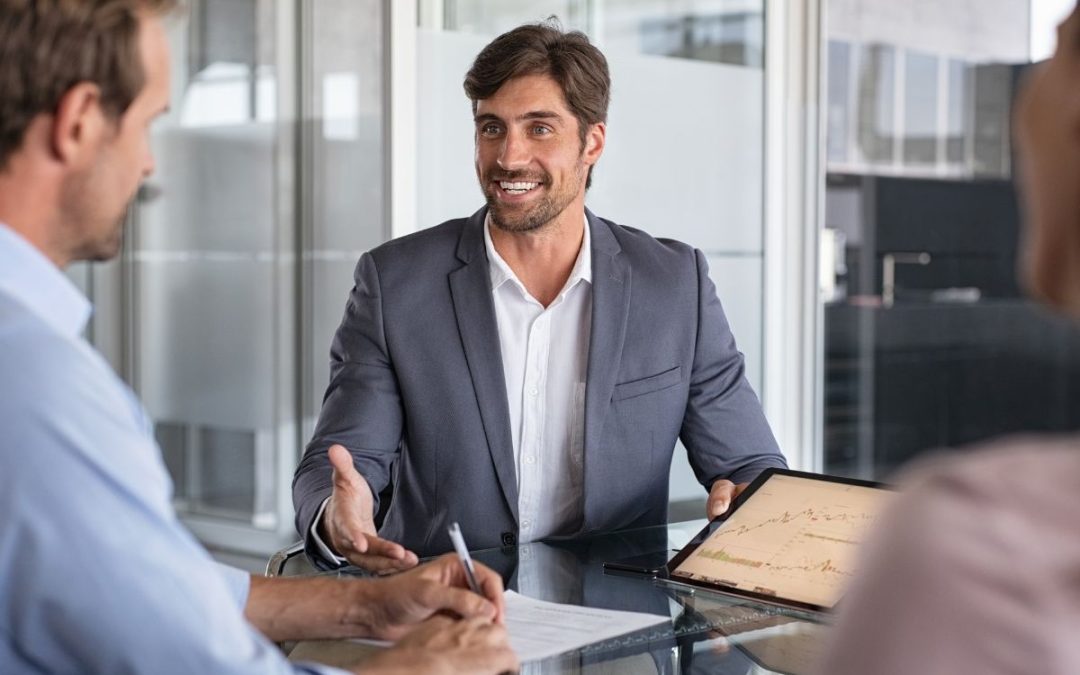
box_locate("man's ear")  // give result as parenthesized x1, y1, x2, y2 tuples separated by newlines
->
(583, 121, 606, 166)
(51, 83, 107, 167)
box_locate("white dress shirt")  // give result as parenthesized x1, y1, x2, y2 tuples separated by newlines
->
(484, 215, 591, 542)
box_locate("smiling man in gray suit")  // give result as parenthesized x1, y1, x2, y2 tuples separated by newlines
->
(293, 22, 786, 571)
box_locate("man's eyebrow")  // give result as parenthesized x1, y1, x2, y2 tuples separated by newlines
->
(520, 110, 563, 122)
(473, 110, 565, 124)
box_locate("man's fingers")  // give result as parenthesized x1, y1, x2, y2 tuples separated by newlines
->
(326, 444, 381, 556)
(425, 585, 499, 622)
(328, 444, 364, 492)
(454, 620, 519, 671)
(707, 493, 732, 518)
(345, 548, 420, 574)
(359, 533, 414, 562)
(708, 499, 729, 519)
(464, 618, 510, 647)
(472, 562, 507, 623)
(370, 616, 519, 675)
(707, 480, 752, 518)
(329, 444, 373, 505)
(323, 448, 419, 574)
(707, 481, 736, 518)
(416, 614, 455, 632)
(487, 645, 521, 674)
(422, 555, 507, 622)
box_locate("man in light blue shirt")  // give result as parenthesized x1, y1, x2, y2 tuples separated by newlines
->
(0, 1, 517, 674)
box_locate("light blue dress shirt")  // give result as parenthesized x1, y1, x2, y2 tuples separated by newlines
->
(0, 224, 347, 674)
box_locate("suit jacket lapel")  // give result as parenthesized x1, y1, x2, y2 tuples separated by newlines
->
(449, 208, 519, 521)
(582, 209, 631, 529)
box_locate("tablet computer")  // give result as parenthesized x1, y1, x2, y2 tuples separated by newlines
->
(663, 468, 894, 614)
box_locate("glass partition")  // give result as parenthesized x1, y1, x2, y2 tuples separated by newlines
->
(821, 0, 1080, 480)
(97, 0, 387, 554)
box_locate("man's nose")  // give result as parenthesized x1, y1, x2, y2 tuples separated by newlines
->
(497, 130, 530, 171)
(143, 148, 157, 178)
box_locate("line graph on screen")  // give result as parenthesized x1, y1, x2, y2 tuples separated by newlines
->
(672, 475, 893, 608)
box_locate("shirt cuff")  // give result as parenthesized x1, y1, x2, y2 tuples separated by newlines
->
(214, 562, 251, 611)
(310, 497, 349, 567)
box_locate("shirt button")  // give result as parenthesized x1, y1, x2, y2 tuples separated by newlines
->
(529, 387, 539, 396)
(525, 455, 536, 465)
(522, 519, 531, 529)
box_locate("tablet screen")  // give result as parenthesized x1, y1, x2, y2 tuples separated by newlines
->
(668, 470, 894, 611)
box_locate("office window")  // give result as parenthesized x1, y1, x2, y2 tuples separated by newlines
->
(303, 0, 387, 441)
(83, 0, 389, 553)
(821, 0, 1080, 480)
(827, 40, 853, 165)
(944, 59, 971, 169)
(902, 50, 939, 166)
(856, 44, 896, 166)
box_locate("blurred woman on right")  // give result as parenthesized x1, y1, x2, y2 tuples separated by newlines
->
(817, 4, 1080, 674)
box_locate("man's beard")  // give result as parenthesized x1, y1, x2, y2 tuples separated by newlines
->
(59, 163, 133, 264)
(83, 216, 127, 262)
(482, 167, 584, 234)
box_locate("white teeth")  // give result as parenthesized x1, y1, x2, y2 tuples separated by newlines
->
(499, 181, 539, 193)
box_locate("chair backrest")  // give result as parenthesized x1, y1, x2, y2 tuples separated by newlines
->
(265, 541, 313, 576)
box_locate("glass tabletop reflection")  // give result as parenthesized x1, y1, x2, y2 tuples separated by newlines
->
(291, 520, 832, 674)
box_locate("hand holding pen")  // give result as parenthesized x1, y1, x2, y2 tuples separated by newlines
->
(360, 548, 517, 674)
(364, 549, 508, 642)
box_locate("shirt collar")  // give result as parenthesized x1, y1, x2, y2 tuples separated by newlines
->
(0, 223, 92, 337)
(483, 213, 593, 297)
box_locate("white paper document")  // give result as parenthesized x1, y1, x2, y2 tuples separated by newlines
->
(503, 590, 669, 663)
(349, 591, 669, 663)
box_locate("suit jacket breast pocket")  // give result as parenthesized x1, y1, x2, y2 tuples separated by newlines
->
(612, 366, 682, 402)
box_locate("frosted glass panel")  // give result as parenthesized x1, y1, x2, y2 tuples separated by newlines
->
(136, 3, 284, 526)
(114, 0, 386, 551)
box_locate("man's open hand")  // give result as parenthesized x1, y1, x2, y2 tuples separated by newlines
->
(322, 444, 419, 572)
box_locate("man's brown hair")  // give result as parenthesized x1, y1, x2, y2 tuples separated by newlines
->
(0, 0, 177, 169)
(463, 20, 610, 188)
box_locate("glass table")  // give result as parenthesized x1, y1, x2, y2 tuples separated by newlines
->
(286, 520, 832, 674)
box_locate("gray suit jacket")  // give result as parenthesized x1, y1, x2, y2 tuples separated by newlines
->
(293, 208, 785, 561)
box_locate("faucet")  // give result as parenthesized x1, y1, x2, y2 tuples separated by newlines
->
(882, 252, 931, 308)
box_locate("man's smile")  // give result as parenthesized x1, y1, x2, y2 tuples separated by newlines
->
(499, 180, 540, 195)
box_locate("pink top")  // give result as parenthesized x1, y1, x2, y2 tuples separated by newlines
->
(816, 435, 1080, 675)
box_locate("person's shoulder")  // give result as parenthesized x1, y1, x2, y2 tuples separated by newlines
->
(866, 435, 1080, 576)
(0, 294, 86, 385)
(591, 213, 697, 263)
(0, 293, 124, 419)
(897, 434, 1080, 509)
(369, 214, 473, 263)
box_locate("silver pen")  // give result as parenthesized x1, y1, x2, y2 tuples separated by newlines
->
(447, 521, 482, 595)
